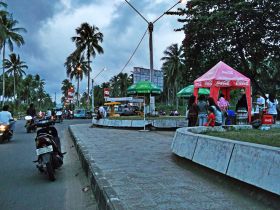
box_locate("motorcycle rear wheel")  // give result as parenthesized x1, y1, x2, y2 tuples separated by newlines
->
(46, 162, 55, 181)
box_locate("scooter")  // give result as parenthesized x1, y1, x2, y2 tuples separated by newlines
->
(25, 116, 37, 133)
(0, 121, 13, 143)
(34, 120, 64, 181)
(55, 111, 63, 123)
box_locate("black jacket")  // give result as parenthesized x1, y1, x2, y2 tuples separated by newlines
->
(236, 95, 248, 111)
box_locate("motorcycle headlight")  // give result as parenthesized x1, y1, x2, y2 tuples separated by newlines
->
(0, 125, 6, 131)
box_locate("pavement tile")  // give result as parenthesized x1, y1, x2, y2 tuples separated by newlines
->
(70, 125, 277, 210)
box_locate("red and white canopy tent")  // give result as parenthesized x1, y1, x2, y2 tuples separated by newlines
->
(193, 61, 252, 122)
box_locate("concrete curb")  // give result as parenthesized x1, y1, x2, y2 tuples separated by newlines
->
(171, 125, 280, 195)
(92, 118, 187, 129)
(68, 126, 125, 210)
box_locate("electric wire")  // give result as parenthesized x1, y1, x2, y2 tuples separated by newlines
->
(124, 0, 149, 24)
(120, 28, 148, 73)
(153, 1, 181, 24)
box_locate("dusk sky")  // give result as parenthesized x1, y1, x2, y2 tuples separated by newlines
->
(5, 0, 185, 102)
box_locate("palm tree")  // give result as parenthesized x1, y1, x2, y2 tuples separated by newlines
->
(4, 53, 28, 100)
(65, 52, 89, 106)
(118, 73, 132, 97)
(61, 79, 73, 98)
(109, 75, 119, 97)
(0, 14, 26, 104)
(0, 1, 8, 38)
(161, 44, 184, 105)
(61, 79, 74, 105)
(18, 74, 33, 103)
(71, 23, 104, 107)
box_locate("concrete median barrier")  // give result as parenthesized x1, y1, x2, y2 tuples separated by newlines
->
(227, 143, 280, 195)
(171, 126, 280, 195)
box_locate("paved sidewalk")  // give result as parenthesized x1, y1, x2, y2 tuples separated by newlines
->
(69, 124, 279, 210)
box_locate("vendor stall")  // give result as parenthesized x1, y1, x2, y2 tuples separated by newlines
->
(104, 102, 121, 117)
(193, 61, 252, 122)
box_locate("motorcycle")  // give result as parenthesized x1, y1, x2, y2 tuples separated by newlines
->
(0, 120, 14, 143)
(55, 111, 63, 123)
(34, 120, 64, 181)
(25, 116, 37, 133)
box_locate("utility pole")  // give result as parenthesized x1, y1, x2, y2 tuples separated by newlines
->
(124, 0, 185, 113)
(92, 79, 94, 112)
(54, 92, 56, 107)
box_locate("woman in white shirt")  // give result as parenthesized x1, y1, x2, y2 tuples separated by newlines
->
(266, 94, 278, 124)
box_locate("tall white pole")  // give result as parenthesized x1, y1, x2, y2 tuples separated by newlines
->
(92, 79, 94, 112)
(143, 97, 146, 131)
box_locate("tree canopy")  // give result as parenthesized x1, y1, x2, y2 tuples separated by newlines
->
(168, 0, 280, 94)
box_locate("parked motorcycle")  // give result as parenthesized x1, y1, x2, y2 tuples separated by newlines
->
(25, 116, 37, 133)
(0, 121, 14, 143)
(34, 120, 64, 181)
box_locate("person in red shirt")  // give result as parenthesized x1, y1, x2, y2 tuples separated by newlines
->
(204, 106, 215, 127)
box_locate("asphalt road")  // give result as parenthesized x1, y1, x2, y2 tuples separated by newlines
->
(0, 119, 97, 210)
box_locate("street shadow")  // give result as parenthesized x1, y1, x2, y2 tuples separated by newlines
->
(171, 154, 280, 209)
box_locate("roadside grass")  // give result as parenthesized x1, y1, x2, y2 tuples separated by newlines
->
(206, 128, 280, 148)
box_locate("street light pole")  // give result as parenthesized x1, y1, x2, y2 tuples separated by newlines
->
(91, 79, 94, 112)
(148, 22, 154, 82)
(125, 0, 185, 112)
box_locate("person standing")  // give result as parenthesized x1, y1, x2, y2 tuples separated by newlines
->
(187, 95, 198, 127)
(204, 106, 215, 127)
(217, 93, 229, 125)
(236, 89, 248, 111)
(208, 97, 222, 126)
(255, 92, 266, 119)
(197, 95, 208, 126)
(266, 93, 278, 124)
(235, 89, 248, 124)
(98, 105, 107, 118)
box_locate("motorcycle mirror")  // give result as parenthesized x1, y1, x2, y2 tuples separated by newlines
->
(25, 116, 33, 120)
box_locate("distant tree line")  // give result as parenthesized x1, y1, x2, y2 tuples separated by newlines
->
(62, 0, 280, 109)
(0, 1, 54, 114)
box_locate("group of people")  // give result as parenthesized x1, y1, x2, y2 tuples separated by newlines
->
(187, 89, 279, 127)
(95, 105, 107, 120)
(254, 92, 279, 124)
(187, 94, 229, 127)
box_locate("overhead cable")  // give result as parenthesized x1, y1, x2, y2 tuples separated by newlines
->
(120, 28, 148, 73)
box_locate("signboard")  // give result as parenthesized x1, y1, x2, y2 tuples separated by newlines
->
(133, 67, 163, 90)
(106, 97, 144, 103)
(67, 87, 75, 99)
(104, 88, 110, 98)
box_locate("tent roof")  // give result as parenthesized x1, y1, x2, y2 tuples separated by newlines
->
(194, 61, 250, 88)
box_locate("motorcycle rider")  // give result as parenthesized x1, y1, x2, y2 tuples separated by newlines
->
(0, 105, 15, 134)
(26, 103, 37, 118)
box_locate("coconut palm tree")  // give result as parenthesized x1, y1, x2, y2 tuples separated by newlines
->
(0, 14, 26, 104)
(0, 1, 8, 38)
(71, 23, 104, 107)
(161, 44, 184, 105)
(61, 79, 74, 98)
(118, 73, 132, 97)
(65, 52, 89, 106)
(18, 74, 33, 103)
(109, 75, 119, 97)
(61, 79, 74, 106)
(4, 53, 28, 100)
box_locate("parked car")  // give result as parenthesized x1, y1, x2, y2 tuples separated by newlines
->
(73, 109, 86, 118)
(116, 105, 139, 116)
